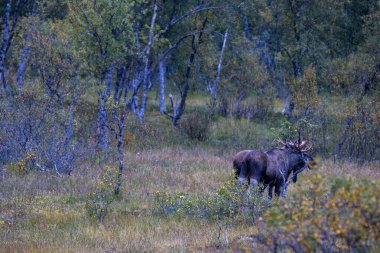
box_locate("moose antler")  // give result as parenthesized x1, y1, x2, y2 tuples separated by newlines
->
(299, 140, 307, 149)
(279, 138, 312, 152)
(301, 143, 312, 152)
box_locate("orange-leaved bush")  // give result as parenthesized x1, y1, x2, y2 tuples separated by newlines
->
(253, 172, 379, 252)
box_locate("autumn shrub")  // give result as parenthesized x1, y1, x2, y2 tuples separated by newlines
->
(179, 109, 211, 141)
(154, 177, 270, 222)
(85, 166, 118, 222)
(10, 151, 38, 176)
(291, 66, 319, 118)
(238, 172, 380, 252)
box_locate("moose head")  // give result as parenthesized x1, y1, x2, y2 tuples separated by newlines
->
(278, 138, 314, 183)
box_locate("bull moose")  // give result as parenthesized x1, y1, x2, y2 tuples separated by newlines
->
(233, 140, 313, 198)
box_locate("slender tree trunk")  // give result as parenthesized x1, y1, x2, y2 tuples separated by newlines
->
(0, 163, 3, 180)
(97, 95, 108, 156)
(172, 17, 208, 126)
(243, 14, 251, 40)
(234, 91, 245, 117)
(158, 54, 167, 114)
(64, 78, 79, 174)
(96, 91, 106, 152)
(279, 1, 303, 119)
(0, 0, 11, 93)
(333, 117, 354, 162)
(96, 63, 114, 156)
(17, 37, 30, 90)
(17, 0, 38, 90)
(114, 103, 127, 196)
(138, 0, 157, 121)
(0, 0, 22, 94)
(113, 66, 127, 102)
(131, 11, 142, 115)
(282, 93, 294, 118)
(172, 34, 196, 126)
(212, 28, 228, 112)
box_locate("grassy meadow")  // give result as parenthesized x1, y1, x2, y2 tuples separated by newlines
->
(1, 1, 379, 251)
(1, 95, 379, 252)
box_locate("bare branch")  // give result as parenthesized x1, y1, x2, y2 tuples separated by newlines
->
(162, 29, 209, 58)
(170, 6, 225, 27)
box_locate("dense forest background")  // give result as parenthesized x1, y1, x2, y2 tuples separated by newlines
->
(0, 1, 379, 251)
(1, 0, 379, 172)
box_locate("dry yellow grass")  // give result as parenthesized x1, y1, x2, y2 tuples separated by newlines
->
(0, 147, 378, 252)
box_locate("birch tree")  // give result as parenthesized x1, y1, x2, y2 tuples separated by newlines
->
(68, 0, 134, 155)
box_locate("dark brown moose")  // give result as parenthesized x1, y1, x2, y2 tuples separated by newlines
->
(233, 140, 313, 198)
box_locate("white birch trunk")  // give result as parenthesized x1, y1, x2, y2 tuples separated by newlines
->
(158, 54, 166, 114)
(138, 0, 158, 121)
(212, 28, 229, 111)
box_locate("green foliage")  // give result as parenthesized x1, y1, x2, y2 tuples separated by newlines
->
(67, 0, 135, 75)
(210, 40, 273, 119)
(85, 166, 118, 222)
(12, 152, 37, 176)
(271, 117, 318, 142)
(154, 176, 270, 222)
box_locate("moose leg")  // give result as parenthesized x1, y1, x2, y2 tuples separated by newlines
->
(274, 183, 287, 198)
(234, 168, 239, 180)
(268, 185, 274, 199)
(282, 185, 287, 198)
(274, 183, 284, 198)
(237, 176, 247, 185)
(292, 173, 298, 183)
(274, 186, 281, 197)
(237, 160, 250, 187)
(249, 178, 259, 188)
(248, 177, 260, 194)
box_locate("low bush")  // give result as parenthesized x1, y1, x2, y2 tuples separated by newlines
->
(85, 166, 118, 222)
(9, 152, 38, 176)
(153, 177, 271, 222)
(154, 171, 379, 252)
(234, 172, 380, 252)
(179, 109, 211, 141)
